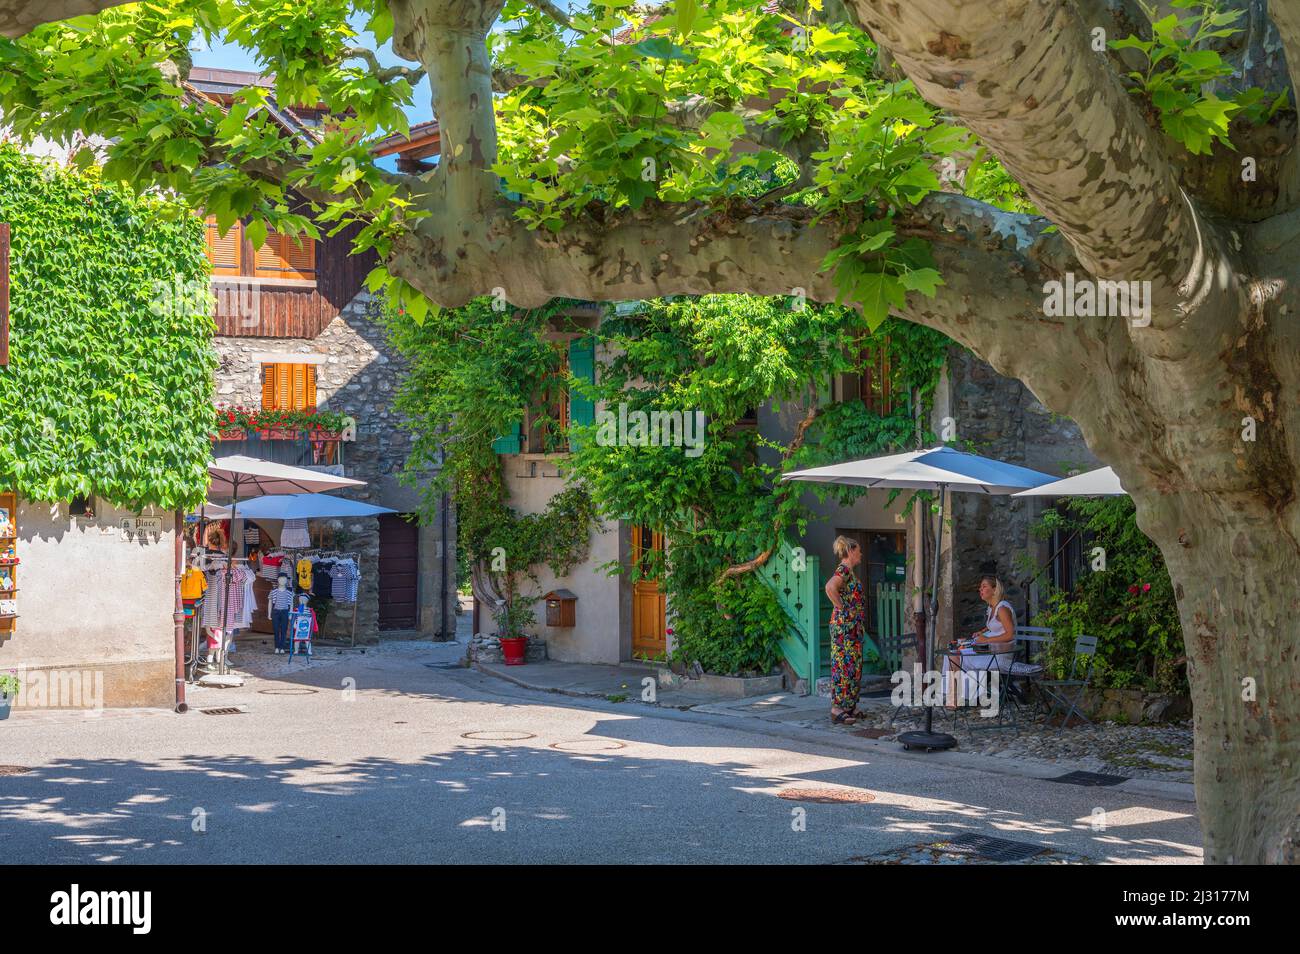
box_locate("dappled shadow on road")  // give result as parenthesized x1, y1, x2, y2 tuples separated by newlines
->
(3, 728, 1199, 864)
(162, 658, 1205, 864)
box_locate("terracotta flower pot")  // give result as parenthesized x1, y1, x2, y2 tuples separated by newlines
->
(500, 636, 528, 666)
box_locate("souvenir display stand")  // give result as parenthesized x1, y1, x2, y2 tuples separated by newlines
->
(0, 491, 18, 639)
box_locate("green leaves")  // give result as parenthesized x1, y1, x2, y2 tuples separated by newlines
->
(0, 145, 215, 510)
(1111, 0, 1265, 155)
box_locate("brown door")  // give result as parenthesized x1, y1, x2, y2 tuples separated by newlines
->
(378, 514, 419, 630)
(631, 525, 666, 657)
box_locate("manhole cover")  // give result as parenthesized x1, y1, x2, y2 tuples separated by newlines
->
(199, 706, 247, 716)
(735, 702, 795, 712)
(0, 765, 35, 776)
(776, 787, 876, 804)
(460, 731, 535, 741)
(854, 727, 894, 739)
(935, 833, 1047, 862)
(424, 662, 464, 670)
(1049, 770, 1128, 787)
(549, 739, 626, 752)
(257, 687, 319, 696)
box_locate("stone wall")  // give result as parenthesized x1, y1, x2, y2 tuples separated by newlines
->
(214, 291, 454, 642)
(944, 346, 1099, 634)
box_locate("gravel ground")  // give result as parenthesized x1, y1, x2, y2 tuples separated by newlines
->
(845, 702, 1194, 782)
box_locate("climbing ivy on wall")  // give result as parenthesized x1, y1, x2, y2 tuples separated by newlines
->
(389, 287, 950, 673)
(567, 296, 948, 674)
(386, 296, 601, 625)
(0, 144, 215, 509)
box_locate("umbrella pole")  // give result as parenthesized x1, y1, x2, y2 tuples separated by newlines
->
(923, 484, 945, 734)
(898, 482, 957, 751)
(220, 490, 238, 676)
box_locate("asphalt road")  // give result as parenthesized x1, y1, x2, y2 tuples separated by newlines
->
(1, 646, 1202, 864)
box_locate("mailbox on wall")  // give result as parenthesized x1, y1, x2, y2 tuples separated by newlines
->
(543, 588, 577, 628)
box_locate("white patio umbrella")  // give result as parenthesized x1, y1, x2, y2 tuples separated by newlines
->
(205, 457, 365, 677)
(208, 455, 365, 498)
(1011, 465, 1125, 497)
(783, 446, 1056, 751)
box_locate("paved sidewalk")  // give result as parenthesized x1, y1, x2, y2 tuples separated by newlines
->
(474, 658, 1197, 805)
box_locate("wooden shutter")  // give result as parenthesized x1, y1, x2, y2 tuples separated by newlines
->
(282, 233, 315, 280)
(255, 230, 316, 279)
(206, 216, 242, 275)
(255, 231, 283, 278)
(567, 337, 595, 452)
(262, 363, 317, 411)
(491, 421, 522, 454)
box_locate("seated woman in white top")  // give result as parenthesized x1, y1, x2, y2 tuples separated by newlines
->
(944, 575, 1017, 706)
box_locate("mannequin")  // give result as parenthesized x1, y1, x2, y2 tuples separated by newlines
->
(269, 574, 294, 654)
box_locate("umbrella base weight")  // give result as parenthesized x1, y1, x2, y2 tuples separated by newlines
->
(896, 729, 957, 752)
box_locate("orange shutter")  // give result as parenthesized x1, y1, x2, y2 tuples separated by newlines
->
(206, 216, 242, 275)
(282, 233, 315, 280)
(275, 364, 292, 410)
(292, 364, 307, 410)
(261, 365, 276, 409)
(262, 363, 317, 411)
(255, 232, 283, 278)
(254, 230, 316, 279)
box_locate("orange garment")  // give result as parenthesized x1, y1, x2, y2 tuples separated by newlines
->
(181, 566, 208, 600)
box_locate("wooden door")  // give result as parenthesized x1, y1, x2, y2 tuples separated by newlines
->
(631, 524, 666, 657)
(378, 514, 419, 631)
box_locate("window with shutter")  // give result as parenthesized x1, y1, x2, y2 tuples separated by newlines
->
(567, 336, 596, 452)
(261, 362, 318, 411)
(205, 216, 242, 275)
(255, 230, 316, 279)
(859, 339, 896, 416)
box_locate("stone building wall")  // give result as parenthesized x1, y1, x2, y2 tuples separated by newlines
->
(945, 346, 1100, 633)
(213, 291, 455, 642)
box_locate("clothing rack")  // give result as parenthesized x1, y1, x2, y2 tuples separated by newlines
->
(259, 546, 362, 648)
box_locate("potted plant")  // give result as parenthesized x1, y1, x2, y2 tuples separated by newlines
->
(0, 669, 20, 720)
(493, 597, 537, 666)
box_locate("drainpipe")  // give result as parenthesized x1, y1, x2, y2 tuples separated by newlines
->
(174, 508, 188, 713)
(440, 489, 450, 639)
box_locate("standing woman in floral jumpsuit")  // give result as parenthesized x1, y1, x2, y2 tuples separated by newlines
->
(825, 535, 866, 725)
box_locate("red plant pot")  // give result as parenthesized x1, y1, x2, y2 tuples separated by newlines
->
(500, 636, 528, 666)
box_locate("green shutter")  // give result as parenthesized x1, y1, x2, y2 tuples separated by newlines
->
(491, 421, 522, 454)
(568, 336, 596, 451)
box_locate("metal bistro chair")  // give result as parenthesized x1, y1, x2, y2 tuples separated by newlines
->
(880, 631, 921, 726)
(1008, 625, 1053, 709)
(1038, 635, 1099, 727)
